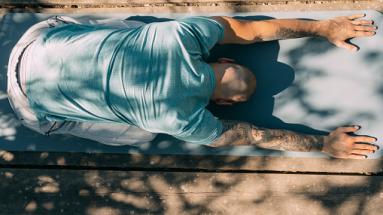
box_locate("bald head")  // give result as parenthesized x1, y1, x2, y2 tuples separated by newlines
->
(210, 60, 256, 106)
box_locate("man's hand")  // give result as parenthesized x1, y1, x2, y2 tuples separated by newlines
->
(319, 14, 377, 52)
(322, 125, 379, 159)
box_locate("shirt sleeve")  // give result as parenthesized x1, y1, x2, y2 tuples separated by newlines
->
(173, 109, 223, 145)
(178, 16, 224, 58)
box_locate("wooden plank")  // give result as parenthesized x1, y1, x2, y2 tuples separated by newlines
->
(1, 168, 383, 214)
(1, 150, 383, 174)
(0, 1, 381, 20)
(2, 4, 382, 14)
(0, 0, 381, 11)
(0, 0, 359, 5)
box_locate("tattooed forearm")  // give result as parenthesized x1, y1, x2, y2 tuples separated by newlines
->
(271, 27, 319, 40)
(254, 20, 324, 42)
(263, 27, 321, 41)
(211, 120, 325, 152)
(251, 126, 324, 152)
(211, 120, 254, 147)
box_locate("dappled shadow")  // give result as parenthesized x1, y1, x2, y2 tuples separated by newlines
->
(0, 9, 383, 215)
(2, 160, 383, 214)
(0, 150, 254, 214)
(0, 168, 249, 214)
(301, 12, 383, 215)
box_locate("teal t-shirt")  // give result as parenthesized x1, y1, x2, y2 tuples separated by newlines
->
(26, 17, 224, 144)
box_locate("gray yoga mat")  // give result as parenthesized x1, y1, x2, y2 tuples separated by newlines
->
(0, 10, 382, 158)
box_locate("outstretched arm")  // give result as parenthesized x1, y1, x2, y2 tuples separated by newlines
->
(212, 14, 377, 51)
(211, 120, 379, 159)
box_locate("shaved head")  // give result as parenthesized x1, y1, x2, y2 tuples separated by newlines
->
(210, 60, 256, 106)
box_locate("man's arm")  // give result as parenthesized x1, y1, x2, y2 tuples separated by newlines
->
(212, 14, 377, 51)
(211, 120, 379, 159)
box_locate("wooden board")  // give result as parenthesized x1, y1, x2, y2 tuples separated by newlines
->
(1, 150, 383, 174)
(0, 0, 382, 14)
(1, 168, 383, 214)
(0, 0, 363, 5)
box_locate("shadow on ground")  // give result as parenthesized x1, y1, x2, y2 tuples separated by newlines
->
(0, 9, 383, 215)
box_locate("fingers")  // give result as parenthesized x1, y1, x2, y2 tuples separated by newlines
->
(352, 135, 377, 143)
(354, 25, 377, 32)
(334, 41, 358, 52)
(350, 16, 377, 38)
(349, 138, 379, 159)
(348, 13, 366, 20)
(347, 14, 377, 39)
(336, 125, 361, 133)
(354, 143, 379, 151)
(351, 149, 374, 155)
(351, 19, 374, 25)
(353, 30, 376, 37)
(347, 154, 368, 159)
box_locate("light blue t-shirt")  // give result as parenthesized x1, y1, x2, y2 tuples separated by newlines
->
(26, 17, 224, 144)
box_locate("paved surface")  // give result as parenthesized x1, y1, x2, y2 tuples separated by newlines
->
(2, 150, 383, 173)
(1, 168, 383, 214)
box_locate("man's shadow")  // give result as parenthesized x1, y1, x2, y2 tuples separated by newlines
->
(126, 15, 327, 153)
(206, 16, 327, 135)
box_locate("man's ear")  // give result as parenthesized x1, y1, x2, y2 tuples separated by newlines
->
(217, 58, 236, 63)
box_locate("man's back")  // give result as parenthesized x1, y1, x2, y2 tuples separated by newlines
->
(25, 17, 224, 143)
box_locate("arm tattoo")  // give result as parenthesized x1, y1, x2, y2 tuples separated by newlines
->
(211, 120, 324, 152)
(270, 27, 320, 41)
(211, 120, 254, 147)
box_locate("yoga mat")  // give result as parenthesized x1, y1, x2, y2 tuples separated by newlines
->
(0, 10, 382, 158)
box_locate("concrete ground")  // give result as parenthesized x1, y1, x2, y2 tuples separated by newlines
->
(2, 169, 383, 214)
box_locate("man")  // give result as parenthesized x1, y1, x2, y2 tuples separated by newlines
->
(7, 13, 379, 159)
